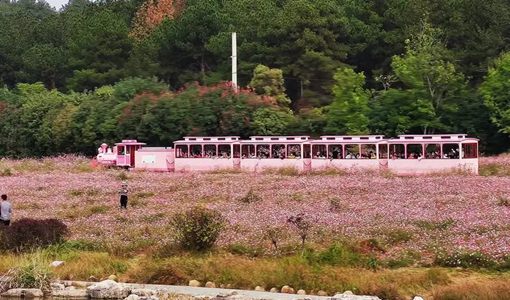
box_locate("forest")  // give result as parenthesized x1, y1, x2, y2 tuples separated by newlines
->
(1, 0, 510, 156)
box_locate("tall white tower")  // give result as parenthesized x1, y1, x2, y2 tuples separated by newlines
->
(232, 32, 238, 92)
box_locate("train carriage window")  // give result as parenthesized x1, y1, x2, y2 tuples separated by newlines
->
(425, 144, 441, 159)
(462, 143, 478, 158)
(378, 144, 388, 159)
(257, 144, 270, 158)
(190, 145, 202, 157)
(406, 144, 423, 159)
(389, 144, 405, 159)
(241, 145, 255, 158)
(271, 144, 286, 158)
(360, 144, 376, 159)
(344, 144, 360, 159)
(287, 144, 301, 158)
(312, 145, 327, 158)
(327, 145, 343, 159)
(218, 144, 231, 158)
(204, 145, 216, 158)
(442, 144, 460, 159)
(176, 145, 189, 158)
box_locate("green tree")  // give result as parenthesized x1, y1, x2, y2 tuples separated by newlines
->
(373, 22, 467, 134)
(479, 52, 510, 134)
(324, 67, 370, 134)
(249, 65, 290, 107)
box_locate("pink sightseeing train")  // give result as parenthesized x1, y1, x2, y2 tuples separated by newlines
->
(96, 134, 479, 175)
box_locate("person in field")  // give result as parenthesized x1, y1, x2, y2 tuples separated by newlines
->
(0, 194, 12, 226)
(119, 182, 128, 209)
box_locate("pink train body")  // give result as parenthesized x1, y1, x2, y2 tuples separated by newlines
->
(96, 134, 479, 175)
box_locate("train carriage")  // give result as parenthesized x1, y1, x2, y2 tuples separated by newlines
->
(96, 134, 479, 175)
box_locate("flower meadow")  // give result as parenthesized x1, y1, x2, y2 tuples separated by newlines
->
(0, 155, 509, 263)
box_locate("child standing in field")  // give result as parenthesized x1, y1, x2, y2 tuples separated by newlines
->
(119, 182, 128, 209)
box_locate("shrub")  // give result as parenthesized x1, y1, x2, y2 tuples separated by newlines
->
(287, 213, 312, 249)
(238, 188, 262, 204)
(1, 218, 69, 251)
(264, 226, 288, 252)
(435, 251, 496, 268)
(497, 196, 510, 207)
(304, 242, 365, 267)
(383, 228, 413, 245)
(171, 207, 225, 251)
(2, 252, 53, 292)
(0, 168, 12, 176)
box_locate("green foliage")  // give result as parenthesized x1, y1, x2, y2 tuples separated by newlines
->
(303, 242, 366, 267)
(325, 67, 370, 134)
(435, 251, 497, 269)
(170, 206, 226, 251)
(0, 0, 509, 155)
(249, 65, 290, 106)
(7, 252, 53, 291)
(480, 52, 510, 134)
(252, 107, 294, 135)
(238, 188, 262, 204)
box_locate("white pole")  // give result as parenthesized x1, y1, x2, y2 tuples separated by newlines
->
(232, 32, 238, 92)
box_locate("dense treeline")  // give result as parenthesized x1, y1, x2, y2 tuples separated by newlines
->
(0, 0, 509, 156)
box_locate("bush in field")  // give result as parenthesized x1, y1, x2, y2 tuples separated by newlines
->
(1, 218, 68, 251)
(171, 207, 225, 251)
(435, 251, 496, 268)
(3, 252, 52, 292)
(239, 188, 262, 204)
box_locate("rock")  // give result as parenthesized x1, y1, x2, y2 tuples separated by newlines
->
(254, 286, 265, 292)
(287, 287, 295, 294)
(124, 295, 139, 300)
(52, 289, 88, 298)
(281, 285, 290, 293)
(269, 288, 278, 293)
(317, 290, 328, 296)
(108, 275, 118, 282)
(130, 289, 155, 297)
(343, 291, 354, 295)
(205, 281, 216, 288)
(297, 289, 306, 295)
(413, 297, 424, 300)
(89, 276, 99, 282)
(72, 281, 89, 288)
(51, 283, 66, 290)
(189, 280, 201, 287)
(2, 288, 44, 298)
(50, 260, 65, 267)
(87, 280, 131, 299)
(67, 286, 77, 290)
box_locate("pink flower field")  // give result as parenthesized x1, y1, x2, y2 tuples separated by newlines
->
(0, 155, 509, 262)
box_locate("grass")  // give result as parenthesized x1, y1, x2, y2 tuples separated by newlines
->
(479, 163, 510, 176)
(0, 246, 506, 299)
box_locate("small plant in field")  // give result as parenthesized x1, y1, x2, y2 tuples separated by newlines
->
(238, 188, 261, 204)
(329, 197, 345, 212)
(497, 196, 510, 207)
(1, 218, 69, 252)
(383, 228, 413, 245)
(265, 226, 287, 252)
(0, 168, 13, 176)
(287, 213, 312, 250)
(2, 252, 52, 292)
(414, 218, 455, 231)
(435, 250, 496, 268)
(171, 206, 225, 251)
(117, 171, 129, 181)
